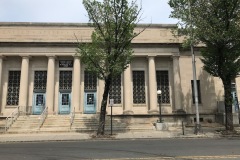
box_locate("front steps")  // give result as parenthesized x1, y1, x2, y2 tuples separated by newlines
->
(71, 115, 130, 133)
(7, 115, 40, 134)
(5, 114, 155, 134)
(40, 115, 71, 132)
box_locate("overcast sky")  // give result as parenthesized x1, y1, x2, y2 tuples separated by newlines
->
(0, 0, 177, 24)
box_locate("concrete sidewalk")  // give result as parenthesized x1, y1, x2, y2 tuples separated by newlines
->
(0, 127, 223, 143)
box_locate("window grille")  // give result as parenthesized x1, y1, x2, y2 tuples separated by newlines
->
(191, 80, 202, 104)
(133, 71, 145, 104)
(7, 71, 21, 105)
(84, 71, 97, 90)
(34, 71, 47, 91)
(156, 71, 170, 104)
(59, 71, 72, 90)
(61, 94, 70, 105)
(36, 94, 44, 105)
(109, 75, 121, 104)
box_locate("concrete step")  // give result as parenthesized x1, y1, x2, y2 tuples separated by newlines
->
(39, 115, 72, 132)
(6, 115, 41, 133)
(5, 114, 157, 134)
(7, 129, 39, 134)
(40, 127, 70, 130)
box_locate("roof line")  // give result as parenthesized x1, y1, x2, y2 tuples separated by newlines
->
(0, 22, 177, 28)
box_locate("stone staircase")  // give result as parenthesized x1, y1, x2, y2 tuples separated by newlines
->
(40, 115, 71, 132)
(7, 115, 40, 134)
(4, 114, 155, 134)
(0, 119, 6, 133)
(71, 115, 130, 133)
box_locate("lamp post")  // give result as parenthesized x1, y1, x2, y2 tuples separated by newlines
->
(157, 90, 162, 123)
(188, 0, 201, 134)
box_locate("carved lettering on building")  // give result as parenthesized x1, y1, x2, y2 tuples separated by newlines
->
(59, 60, 73, 68)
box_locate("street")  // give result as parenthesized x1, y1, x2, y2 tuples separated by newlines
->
(0, 138, 239, 160)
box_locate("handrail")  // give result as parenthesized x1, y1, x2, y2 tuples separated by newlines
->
(5, 106, 21, 132)
(70, 107, 75, 129)
(38, 106, 48, 129)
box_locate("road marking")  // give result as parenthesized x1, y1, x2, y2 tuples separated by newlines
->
(177, 155, 240, 159)
(94, 157, 174, 160)
(94, 155, 240, 160)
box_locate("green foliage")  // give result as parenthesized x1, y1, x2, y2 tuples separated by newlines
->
(77, 0, 144, 80)
(169, 0, 240, 47)
(169, 0, 240, 130)
(169, 0, 240, 79)
(201, 44, 240, 81)
(77, 0, 145, 135)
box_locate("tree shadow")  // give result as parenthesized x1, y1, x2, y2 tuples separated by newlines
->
(72, 114, 130, 134)
(183, 69, 219, 124)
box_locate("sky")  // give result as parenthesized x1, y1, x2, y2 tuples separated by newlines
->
(0, 0, 178, 24)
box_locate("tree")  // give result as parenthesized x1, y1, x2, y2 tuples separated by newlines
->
(77, 0, 145, 135)
(169, 0, 240, 131)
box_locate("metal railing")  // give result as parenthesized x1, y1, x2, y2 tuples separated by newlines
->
(5, 106, 21, 132)
(70, 107, 75, 129)
(38, 106, 48, 129)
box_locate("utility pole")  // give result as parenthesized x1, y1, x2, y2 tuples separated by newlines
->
(188, 0, 201, 134)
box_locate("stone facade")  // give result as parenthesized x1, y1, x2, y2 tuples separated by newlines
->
(0, 22, 239, 125)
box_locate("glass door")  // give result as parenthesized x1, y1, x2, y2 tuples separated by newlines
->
(59, 93, 71, 114)
(84, 92, 96, 114)
(33, 93, 45, 115)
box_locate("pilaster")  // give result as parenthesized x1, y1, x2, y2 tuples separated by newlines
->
(19, 56, 30, 112)
(0, 56, 3, 113)
(72, 56, 81, 113)
(46, 56, 55, 114)
(172, 55, 184, 113)
(98, 79, 105, 113)
(123, 65, 133, 114)
(148, 56, 158, 113)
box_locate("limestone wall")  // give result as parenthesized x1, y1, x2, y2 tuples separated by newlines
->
(0, 23, 181, 44)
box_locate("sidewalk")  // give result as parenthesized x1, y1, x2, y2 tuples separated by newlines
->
(0, 126, 223, 143)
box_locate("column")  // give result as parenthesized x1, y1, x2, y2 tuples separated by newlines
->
(98, 79, 105, 113)
(0, 56, 3, 113)
(148, 56, 158, 113)
(46, 56, 55, 114)
(19, 56, 30, 112)
(0, 56, 2, 88)
(72, 56, 81, 113)
(172, 55, 183, 112)
(123, 65, 133, 114)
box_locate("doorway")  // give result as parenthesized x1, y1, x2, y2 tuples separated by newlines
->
(32, 93, 45, 115)
(84, 92, 96, 114)
(59, 93, 71, 114)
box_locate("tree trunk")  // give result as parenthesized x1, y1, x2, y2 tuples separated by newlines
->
(97, 76, 112, 135)
(223, 79, 234, 131)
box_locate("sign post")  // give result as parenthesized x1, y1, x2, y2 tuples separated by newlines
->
(109, 99, 114, 135)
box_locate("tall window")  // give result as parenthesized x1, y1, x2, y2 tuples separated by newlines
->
(84, 71, 97, 91)
(191, 80, 202, 104)
(59, 71, 72, 90)
(156, 71, 170, 104)
(34, 71, 47, 91)
(133, 71, 145, 104)
(109, 75, 121, 104)
(7, 71, 21, 105)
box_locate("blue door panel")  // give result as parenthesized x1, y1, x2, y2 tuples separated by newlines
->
(84, 92, 96, 114)
(59, 93, 71, 114)
(33, 93, 45, 115)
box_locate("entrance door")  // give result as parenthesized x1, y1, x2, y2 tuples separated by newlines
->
(59, 93, 71, 114)
(33, 93, 45, 115)
(84, 92, 96, 114)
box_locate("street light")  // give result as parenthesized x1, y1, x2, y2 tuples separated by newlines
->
(157, 90, 163, 123)
(188, 0, 201, 134)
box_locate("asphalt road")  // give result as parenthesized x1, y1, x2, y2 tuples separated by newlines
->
(0, 138, 239, 160)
